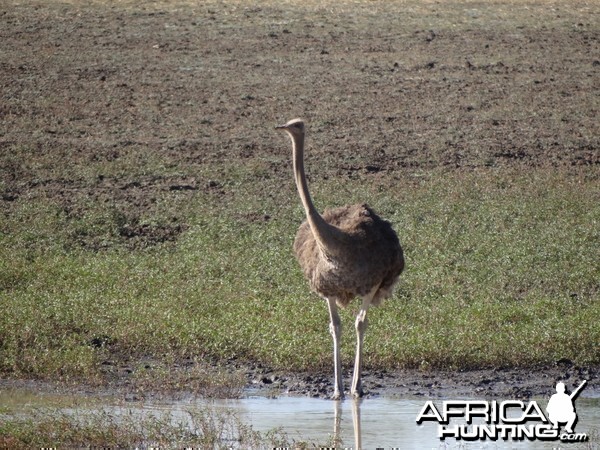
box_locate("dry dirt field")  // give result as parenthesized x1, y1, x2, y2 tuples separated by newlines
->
(2, 0, 598, 233)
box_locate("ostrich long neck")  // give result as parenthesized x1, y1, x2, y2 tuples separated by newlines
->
(292, 133, 338, 253)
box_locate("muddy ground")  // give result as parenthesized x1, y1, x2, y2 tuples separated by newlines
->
(249, 362, 599, 400)
(1, 359, 598, 402)
(1, 0, 598, 400)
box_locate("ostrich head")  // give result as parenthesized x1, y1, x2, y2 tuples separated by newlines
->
(275, 118, 305, 138)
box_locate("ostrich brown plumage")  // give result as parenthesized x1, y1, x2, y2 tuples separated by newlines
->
(276, 118, 404, 399)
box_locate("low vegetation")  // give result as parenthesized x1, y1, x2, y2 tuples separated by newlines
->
(0, 407, 303, 449)
(1, 168, 598, 382)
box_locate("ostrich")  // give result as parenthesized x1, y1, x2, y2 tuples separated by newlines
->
(275, 118, 404, 399)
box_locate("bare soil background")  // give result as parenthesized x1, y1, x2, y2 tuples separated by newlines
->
(1, 0, 598, 400)
(2, 0, 598, 249)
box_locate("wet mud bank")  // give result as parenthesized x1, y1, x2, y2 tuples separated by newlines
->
(2, 361, 598, 402)
(246, 362, 600, 400)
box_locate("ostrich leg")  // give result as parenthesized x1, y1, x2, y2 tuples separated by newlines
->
(351, 290, 376, 398)
(326, 298, 344, 400)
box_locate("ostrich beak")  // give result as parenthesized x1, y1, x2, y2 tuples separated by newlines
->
(275, 124, 286, 130)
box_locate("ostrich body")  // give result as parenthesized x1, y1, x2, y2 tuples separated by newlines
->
(276, 118, 404, 399)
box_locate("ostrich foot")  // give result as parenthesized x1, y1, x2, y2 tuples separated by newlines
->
(351, 386, 364, 398)
(331, 391, 344, 401)
(351, 378, 364, 398)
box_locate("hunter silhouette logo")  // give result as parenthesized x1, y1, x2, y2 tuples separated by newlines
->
(416, 379, 589, 443)
(546, 380, 586, 434)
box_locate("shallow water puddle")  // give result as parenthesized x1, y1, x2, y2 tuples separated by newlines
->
(0, 386, 100, 411)
(185, 396, 600, 448)
(1, 387, 598, 448)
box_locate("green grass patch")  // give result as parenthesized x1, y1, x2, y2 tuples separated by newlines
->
(1, 167, 598, 382)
